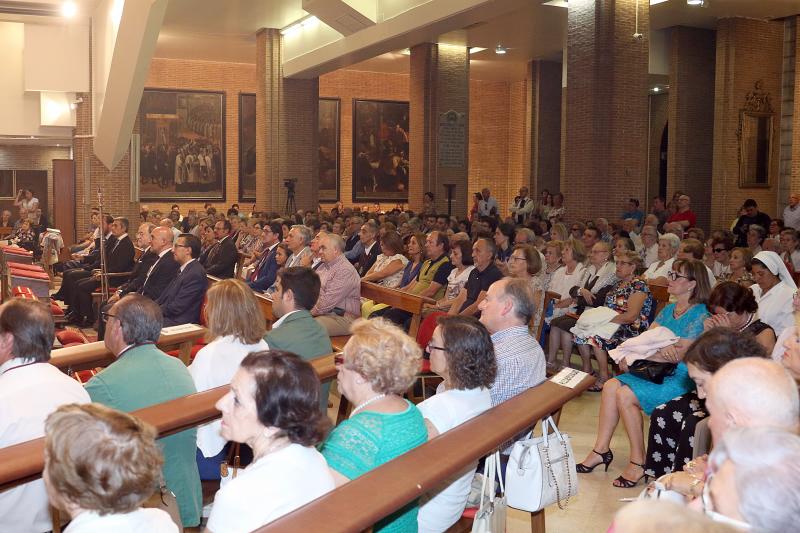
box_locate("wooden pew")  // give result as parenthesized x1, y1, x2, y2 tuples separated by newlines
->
(0, 352, 337, 491)
(50, 324, 207, 371)
(647, 282, 670, 318)
(257, 375, 595, 533)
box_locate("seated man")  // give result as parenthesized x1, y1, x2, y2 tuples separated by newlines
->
(479, 278, 545, 406)
(448, 237, 503, 318)
(67, 217, 136, 325)
(355, 220, 380, 276)
(266, 266, 333, 409)
(311, 233, 361, 336)
(0, 300, 90, 532)
(205, 219, 238, 278)
(284, 224, 313, 268)
(85, 295, 202, 527)
(248, 221, 282, 292)
(156, 233, 208, 326)
(52, 214, 113, 301)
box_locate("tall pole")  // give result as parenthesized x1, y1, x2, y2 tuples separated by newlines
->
(96, 188, 109, 297)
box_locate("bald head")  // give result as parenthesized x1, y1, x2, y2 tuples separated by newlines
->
(150, 226, 174, 254)
(706, 358, 799, 443)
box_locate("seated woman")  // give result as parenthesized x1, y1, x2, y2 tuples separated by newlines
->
(321, 318, 427, 531)
(44, 403, 178, 532)
(427, 239, 474, 313)
(541, 239, 564, 290)
(188, 279, 268, 480)
(207, 351, 334, 532)
(709, 235, 734, 279)
(574, 250, 653, 391)
(644, 327, 768, 477)
(400, 233, 426, 287)
(642, 234, 680, 283)
(11, 218, 36, 252)
(750, 251, 796, 335)
(721, 246, 753, 286)
(613, 236, 636, 259)
(704, 281, 776, 352)
(264, 243, 291, 295)
(577, 258, 711, 487)
(417, 316, 496, 533)
(780, 228, 800, 273)
(547, 240, 616, 372)
(493, 222, 515, 265)
(547, 239, 587, 322)
(362, 231, 408, 288)
(508, 244, 545, 333)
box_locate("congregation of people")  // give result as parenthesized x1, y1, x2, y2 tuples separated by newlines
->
(2, 186, 800, 533)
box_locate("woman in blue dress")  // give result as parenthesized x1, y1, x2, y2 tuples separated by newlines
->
(576, 258, 712, 488)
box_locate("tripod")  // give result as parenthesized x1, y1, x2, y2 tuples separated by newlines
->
(285, 186, 296, 214)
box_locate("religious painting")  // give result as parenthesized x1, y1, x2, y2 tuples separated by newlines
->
(318, 98, 340, 202)
(138, 89, 226, 201)
(239, 93, 256, 201)
(352, 99, 409, 203)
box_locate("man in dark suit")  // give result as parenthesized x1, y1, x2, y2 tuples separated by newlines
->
(248, 221, 282, 292)
(205, 219, 237, 278)
(355, 220, 380, 276)
(66, 217, 135, 325)
(97, 225, 180, 339)
(157, 233, 208, 326)
(265, 266, 332, 411)
(52, 214, 114, 300)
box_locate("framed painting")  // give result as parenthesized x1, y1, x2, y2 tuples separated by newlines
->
(138, 89, 225, 201)
(352, 99, 409, 203)
(239, 93, 257, 202)
(319, 97, 340, 202)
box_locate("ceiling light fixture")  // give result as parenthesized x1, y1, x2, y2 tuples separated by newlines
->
(469, 47, 487, 55)
(280, 16, 320, 36)
(61, 1, 77, 18)
(653, 87, 660, 92)
(495, 44, 507, 55)
(687, 0, 704, 6)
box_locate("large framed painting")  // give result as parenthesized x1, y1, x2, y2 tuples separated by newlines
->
(239, 93, 256, 202)
(138, 89, 226, 201)
(319, 98, 340, 202)
(352, 99, 409, 203)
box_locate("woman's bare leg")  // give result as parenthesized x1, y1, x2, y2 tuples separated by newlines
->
(580, 378, 622, 467)
(594, 347, 610, 380)
(615, 384, 646, 482)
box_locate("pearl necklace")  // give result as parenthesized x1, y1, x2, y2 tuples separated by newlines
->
(350, 393, 387, 417)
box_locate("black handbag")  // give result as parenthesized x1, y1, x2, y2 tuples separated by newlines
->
(628, 360, 677, 384)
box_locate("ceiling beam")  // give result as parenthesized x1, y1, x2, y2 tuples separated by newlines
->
(283, 0, 535, 79)
(302, 0, 375, 36)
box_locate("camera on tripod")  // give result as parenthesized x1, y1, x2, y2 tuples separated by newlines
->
(284, 178, 298, 192)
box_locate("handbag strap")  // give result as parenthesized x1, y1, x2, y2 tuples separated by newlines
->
(541, 429, 574, 510)
(494, 451, 505, 496)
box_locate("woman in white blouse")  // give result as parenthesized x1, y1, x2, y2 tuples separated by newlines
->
(428, 239, 474, 312)
(361, 231, 408, 288)
(417, 316, 496, 533)
(642, 233, 680, 283)
(188, 279, 268, 480)
(207, 351, 334, 533)
(749, 251, 797, 335)
(44, 404, 178, 533)
(547, 238, 587, 323)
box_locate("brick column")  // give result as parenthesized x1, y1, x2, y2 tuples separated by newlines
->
(409, 43, 469, 215)
(256, 29, 319, 215)
(562, 0, 649, 222)
(525, 60, 562, 196)
(668, 27, 716, 231)
(711, 18, 783, 228)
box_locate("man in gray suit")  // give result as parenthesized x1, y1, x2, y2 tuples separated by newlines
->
(265, 266, 333, 409)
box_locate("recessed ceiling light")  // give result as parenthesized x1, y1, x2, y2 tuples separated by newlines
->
(653, 87, 660, 92)
(61, 1, 77, 18)
(687, 0, 704, 6)
(495, 45, 507, 55)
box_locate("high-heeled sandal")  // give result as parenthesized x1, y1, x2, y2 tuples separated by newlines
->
(587, 377, 608, 392)
(612, 461, 650, 488)
(576, 449, 614, 473)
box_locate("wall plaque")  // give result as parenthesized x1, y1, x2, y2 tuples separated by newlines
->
(438, 110, 466, 169)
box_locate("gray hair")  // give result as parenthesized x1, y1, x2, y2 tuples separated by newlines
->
(515, 228, 536, 244)
(710, 427, 800, 532)
(291, 224, 313, 245)
(115, 295, 163, 345)
(659, 233, 681, 251)
(499, 278, 536, 324)
(324, 232, 346, 252)
(141, 222, 156, 234)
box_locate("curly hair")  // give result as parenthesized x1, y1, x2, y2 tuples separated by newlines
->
(44, 403, 162, 515)
(437, 316, 496, 390)
(343, 318, 421, 394)
(240, 350, 330, 447)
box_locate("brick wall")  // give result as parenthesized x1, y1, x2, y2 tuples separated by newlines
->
(469, 79, 511, 213)
(711, 18, 783, 229)
(794, 16, 800, 192)
(0, 144, 70, 217)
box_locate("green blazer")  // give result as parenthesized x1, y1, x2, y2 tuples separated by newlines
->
(265, 309, 333, 410)
(85, 344, 202, 527)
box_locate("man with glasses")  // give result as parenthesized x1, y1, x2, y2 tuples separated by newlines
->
(248, 221, 282, 292)
(570, 222, 586, 242)
(639, 225, 660, 267)
(205, 219, 237, 279)
(156, 234, 207, 326)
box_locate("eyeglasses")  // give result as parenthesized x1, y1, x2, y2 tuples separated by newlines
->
(334, 354, 345, 366)
(426, 342, 446, 353)
(713, 248, 727, 253)
(174, 243, 191, 248)
(509, 256, 526, 262)
(667, 271, 689, 281)
(100, 311, 117, 321)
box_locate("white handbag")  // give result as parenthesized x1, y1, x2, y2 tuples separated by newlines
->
(506, 416, 578, 512)
(471, 451, 507, 533)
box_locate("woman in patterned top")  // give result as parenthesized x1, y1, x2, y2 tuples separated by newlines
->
(321, 318, 427, 532)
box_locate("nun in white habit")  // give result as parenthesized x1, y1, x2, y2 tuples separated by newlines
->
(750, 251, 797, 335)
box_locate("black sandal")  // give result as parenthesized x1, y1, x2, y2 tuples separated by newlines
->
(576, 449, 614, 473)
(612, 461, 650, 488)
